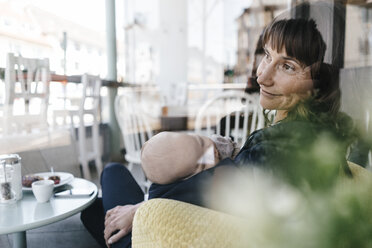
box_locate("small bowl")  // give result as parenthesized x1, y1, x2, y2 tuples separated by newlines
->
(32, 180, 54, 203)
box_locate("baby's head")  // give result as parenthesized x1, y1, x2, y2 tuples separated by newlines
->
(141, 132, 219, 184)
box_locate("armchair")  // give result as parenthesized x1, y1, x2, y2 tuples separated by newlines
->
(132, 161, 372, 247)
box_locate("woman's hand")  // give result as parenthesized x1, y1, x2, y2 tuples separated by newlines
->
(104, 202, 143, 247)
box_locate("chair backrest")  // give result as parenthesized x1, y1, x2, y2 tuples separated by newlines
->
(79, 74, 102, 118)
(3, 53, 50, 134)
(115, 93, 153, 164)
(195, 91, 264, 148)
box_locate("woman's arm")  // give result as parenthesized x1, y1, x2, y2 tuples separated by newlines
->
(104, 202, 143, 247)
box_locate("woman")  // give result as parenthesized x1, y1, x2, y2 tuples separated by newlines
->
(81, 18, 354, 248)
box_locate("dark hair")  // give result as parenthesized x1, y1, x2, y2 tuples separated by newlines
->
(245, 35, 264, 94)
(262, 18, 326, 74)
(261, 18, 343, 122)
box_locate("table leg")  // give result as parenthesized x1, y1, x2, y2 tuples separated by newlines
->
(12, 231, 26, 248)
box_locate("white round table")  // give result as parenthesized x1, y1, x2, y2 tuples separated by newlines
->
(0, 178, 98, 248)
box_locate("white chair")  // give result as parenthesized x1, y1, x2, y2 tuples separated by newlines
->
(115, 93, 153, 193)
(265, 109, 276, 125)
(69, 74, 103, 179)
(195, 91, 264, 148)
(3, 53, 50, 135)
(51, 82, 71, 128)
(115, 93, 153, 168)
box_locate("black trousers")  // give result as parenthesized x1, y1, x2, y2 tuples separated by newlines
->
(80, 161, 224, 248)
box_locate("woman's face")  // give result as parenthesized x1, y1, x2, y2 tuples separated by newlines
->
(257, 44, 313, 112)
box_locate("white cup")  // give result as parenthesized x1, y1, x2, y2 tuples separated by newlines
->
(32, 180, 54, 203)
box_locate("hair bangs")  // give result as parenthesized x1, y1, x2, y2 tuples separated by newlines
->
(262, 19, 326, 68)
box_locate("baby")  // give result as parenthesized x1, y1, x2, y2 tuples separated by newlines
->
(141, 132, 238, 184)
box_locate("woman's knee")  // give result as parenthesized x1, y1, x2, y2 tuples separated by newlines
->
(101, 163, 131, 185)
(104, 162, 126, 173)
(102, 163, 127, 178)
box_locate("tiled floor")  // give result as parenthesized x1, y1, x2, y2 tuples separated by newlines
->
(0, 161, 147, 248)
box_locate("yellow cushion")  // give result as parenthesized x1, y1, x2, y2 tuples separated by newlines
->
(132, 198, 246, 248)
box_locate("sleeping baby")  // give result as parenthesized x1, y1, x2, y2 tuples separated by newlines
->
(141, 131, 238, 184)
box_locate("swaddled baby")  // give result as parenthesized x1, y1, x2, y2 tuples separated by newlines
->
(141, 131, 238, 184)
